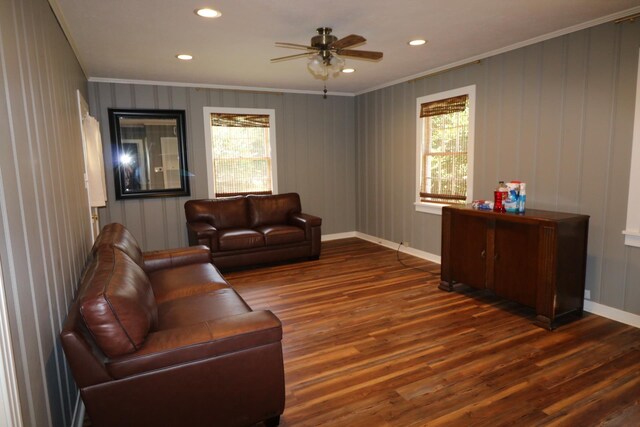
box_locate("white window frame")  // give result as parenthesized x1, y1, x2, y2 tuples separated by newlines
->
(203, 107, 278, 199)
(415, 85, 476, 215)
(0, 258, 23, 427)
(623, 49, 640, 247)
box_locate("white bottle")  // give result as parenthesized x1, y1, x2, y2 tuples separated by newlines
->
(518, 183, 526, 213)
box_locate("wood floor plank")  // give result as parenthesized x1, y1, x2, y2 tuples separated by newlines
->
(225, 238, 640, 426)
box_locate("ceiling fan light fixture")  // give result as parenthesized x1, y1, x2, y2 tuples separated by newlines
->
(176, 54, 193, 61)
(329, 55, 345, 72)
(307, 54, 344, 78)
(277, 27, 383, 82)
(409, 39, 427, 46)
(342, 68, 355, 74)
(195, 8, 221, 18)
(307, 54, 327, 77)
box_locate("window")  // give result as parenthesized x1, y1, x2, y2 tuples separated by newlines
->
(203, 107, 277, 198)
(415, 85, 475, 215)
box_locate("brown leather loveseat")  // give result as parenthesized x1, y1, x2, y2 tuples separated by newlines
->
(185, 193, 321, 270)
(60, 223, 285, 427)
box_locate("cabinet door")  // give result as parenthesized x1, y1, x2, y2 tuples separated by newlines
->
(450, 213, 487, 289)
(493, 221, 539, 307)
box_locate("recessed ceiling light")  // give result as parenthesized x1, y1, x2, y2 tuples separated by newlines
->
(176, 54, 193, 61)
(342, 68, 355, 74)
(409, 39, 427, 46)
(195, 8, 221, 18)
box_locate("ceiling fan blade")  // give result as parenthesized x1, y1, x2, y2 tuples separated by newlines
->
(270, 52, 312, 62)
(330, 34, 366, 50)
(275, 42, 315, 50)
(336, 49, 383, 60)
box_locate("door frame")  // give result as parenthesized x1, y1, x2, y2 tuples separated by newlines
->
(0, 255, 23, 426)
(77, 90, 100, 241)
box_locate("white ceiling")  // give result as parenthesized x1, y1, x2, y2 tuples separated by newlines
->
(53, 0, 640, 95)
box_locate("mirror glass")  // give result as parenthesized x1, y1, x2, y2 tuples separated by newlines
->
(109, 109, 190, 199)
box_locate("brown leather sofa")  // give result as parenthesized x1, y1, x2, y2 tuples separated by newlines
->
(60, 223, 285, 427)
(185, 193, 322, 270)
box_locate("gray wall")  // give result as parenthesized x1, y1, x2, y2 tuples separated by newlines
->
(88, 83, 356, 250)
(355, 21, 640, 315)
(0, 0, 89, 425)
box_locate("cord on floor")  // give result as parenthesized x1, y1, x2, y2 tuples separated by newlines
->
(396, 241, 432, 272)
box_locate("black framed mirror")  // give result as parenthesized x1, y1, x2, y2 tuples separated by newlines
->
(109, 109, 190, 200)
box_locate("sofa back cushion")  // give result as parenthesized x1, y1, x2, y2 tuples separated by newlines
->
(91, 223, 144, 269)
(248, 193, 301, 227)
(185, 197, 249, 229)
(79, 246, 157, 358)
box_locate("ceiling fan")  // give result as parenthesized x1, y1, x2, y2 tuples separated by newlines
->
(271, 27, 383, 84)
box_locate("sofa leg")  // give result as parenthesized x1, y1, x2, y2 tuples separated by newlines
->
(308, 255, 319, 261)
(264, 415, 281, 427)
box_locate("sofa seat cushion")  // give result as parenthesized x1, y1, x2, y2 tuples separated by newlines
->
(149, 263, 230, 304)
(157, 288, 252, 330)
(255, 225, 305, 246)
(106, 311, 282, 379)
(218, 228, 265, 251)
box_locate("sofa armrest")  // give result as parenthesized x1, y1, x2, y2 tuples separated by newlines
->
(105, 311, 282, 379)
(142, 245, 212, 273)
(289, 213, 322, 238)
(186, 222, 219, 251)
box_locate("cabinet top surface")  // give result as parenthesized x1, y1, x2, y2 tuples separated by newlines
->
(444, 205, 590, 223)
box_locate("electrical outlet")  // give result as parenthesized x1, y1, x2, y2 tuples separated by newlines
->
(584, 290, 591, 300)
(403, 241, 410, 248)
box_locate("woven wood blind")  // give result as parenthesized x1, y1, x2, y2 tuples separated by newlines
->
(420, 95, 468, 118)
(418, 192, 466, 201)
(211, 113, 270, 128)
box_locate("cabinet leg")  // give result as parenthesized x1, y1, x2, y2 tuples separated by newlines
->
(534, 315, 554, 330)
(439, 280, 454, 292)
(264, 415, 280, 427)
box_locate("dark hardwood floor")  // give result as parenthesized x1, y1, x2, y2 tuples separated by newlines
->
(226, 238, 640, 427)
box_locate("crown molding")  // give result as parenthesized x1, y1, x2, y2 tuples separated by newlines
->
(87, 77, 355, 97)
(47, 0, 88, 79)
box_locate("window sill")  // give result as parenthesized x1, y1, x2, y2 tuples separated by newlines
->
(414, 202, 445, 215)
(623, 230, 640, 248)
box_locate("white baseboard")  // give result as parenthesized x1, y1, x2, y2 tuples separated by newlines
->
(322, 230, 640, 329)
(353, 232, 441, 264)
(72, 395, 85, 427)
(321, 232, 357, 241)
(584, 300, 640, 328)
(322, 230, 440, 262)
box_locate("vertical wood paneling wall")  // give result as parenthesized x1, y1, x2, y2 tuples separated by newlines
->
(88, 83, 356, 250)
(355, 21, 640, 315)
(0, 0, 89, 425)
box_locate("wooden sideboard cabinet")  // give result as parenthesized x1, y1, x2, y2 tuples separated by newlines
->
(440, 205, 589, 329)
